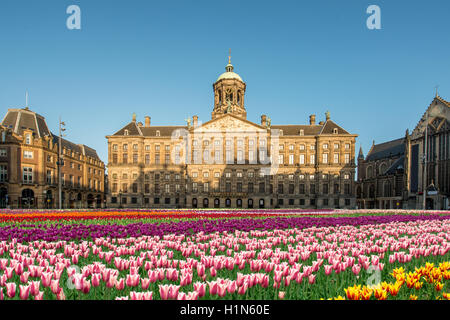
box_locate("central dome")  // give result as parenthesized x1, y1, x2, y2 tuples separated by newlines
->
(216, 63, 243, 82)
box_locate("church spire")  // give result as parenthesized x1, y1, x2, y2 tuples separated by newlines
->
(358, 146, 364, 160)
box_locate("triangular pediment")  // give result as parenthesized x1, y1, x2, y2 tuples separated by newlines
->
(193, 114, 266, 133)
(411, 97, 450, 139)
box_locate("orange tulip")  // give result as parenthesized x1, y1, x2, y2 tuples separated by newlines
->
(435, 282, 444, 292)
(414, 281, 423, 290)
(344, 285, 361, 300)
(409, 294, 418, 300)
(442, 293, 450, 300)
(374, 288, 387, 300)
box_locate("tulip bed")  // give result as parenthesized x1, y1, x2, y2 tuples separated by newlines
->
(0, 209, 449, 300)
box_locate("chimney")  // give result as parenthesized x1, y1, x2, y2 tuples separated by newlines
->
(319, 121, 324, 125)
(132, 113, 136, 122)
(145, 116, 151, 127)
(325, 111, 330, 121)
(193, 115, 198, 128)
(261, 115, 267, 127)
(309, 114, 316, 125)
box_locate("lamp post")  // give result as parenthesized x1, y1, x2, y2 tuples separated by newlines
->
(422, 110, 428, 210)
(57, 118, 66, 209)
(119, 189, 122, 209)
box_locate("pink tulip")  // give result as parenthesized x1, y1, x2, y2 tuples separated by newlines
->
(324, 265, 333, 275)
(18, 271, 28, 284)
(141, 278, 150, 290)
(227, 281, 237, 294)
(193, 282, 206, 298)
(41, 272, 53, 287)
(6, 283, 16, 298)
(29, 281, 40, 296)
(15, 263, 24, 276)
(34, 291, 44, 300)
(278, 291, 285, 299)
(217, 283, 227, 297)
(126, 274, 140, 287)
(208, 281, 218, 296)
(115, 278, 125, 291)
(143, 291, 153, 300)
(308, 274, 316, 284)
(82, 280, 91, 294)
(0, 274, 7, 287)
(0, 288, 3, 301)
(50, 280, 60, 294)
(106, 275, 117, 288)
(159, 284, 170, 300)
(130, 291, 144, 300)
(177, 292, 187, 300)
(210, 267, 217, 277)
(56, 288, 65, 300)
(19, 285, 31, 300)
(5, 267, 13, 279)
(92, 274, 101, 287)
(352, 265, 361, 275)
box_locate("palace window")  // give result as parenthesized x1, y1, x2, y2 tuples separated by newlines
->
(323, 144, 328, 149)
(133, 144, 138, 151)
(322, 153, 328, 164)
(112, 144, 118, 151)
(345, 154, 350, 164)
(299, 154, 305, 164)
(310, 154, 315, 164)
(23, 167, 33, 183)
(289, 154, 294, 165)
(23, 150, 33, 159)
(25, 134, 31, 145)
(334, 153, 339, 164)
(0, 165, 8, 182)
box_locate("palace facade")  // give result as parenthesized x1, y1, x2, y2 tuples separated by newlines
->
(0, 108, 105, 209)
(356, 95, 450, 210)
(106, 58, 358, 208)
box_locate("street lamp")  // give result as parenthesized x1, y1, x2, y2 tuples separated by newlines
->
(57, 118, 66, 209)
(119, 189, 122, 209)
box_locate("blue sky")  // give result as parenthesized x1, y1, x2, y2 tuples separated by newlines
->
(1, 0, 449, 166)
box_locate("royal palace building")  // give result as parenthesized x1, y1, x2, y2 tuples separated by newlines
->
(0, 107, 105, 209)
(356, 95, 450, 210)
(106, 58, 358, 209)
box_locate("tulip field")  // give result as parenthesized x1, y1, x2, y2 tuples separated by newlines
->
(0, 209, 450, 300)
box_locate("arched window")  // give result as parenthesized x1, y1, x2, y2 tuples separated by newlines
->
(379, 163, 387, 175)
(366, 166, 373, 179)
(124, 130, 129, 136)
(237, 91, 241, 105)
(156, 130, 160, 137)
(218, 90, 222, 103)
(383, 181, 391, 197)
(369, 184, 375, 198)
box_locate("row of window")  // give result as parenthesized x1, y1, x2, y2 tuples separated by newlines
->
(110, 171, 352, 181)
(112, 181, 352, 195)
(111, 151, 352, 165)
(110, 196, 352, 207)
(112, 142, 352, 152)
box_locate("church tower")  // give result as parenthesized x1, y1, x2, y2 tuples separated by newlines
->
(211, 52, 247, 120)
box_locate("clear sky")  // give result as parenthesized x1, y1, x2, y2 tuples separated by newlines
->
(1, 0, 449, 168)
